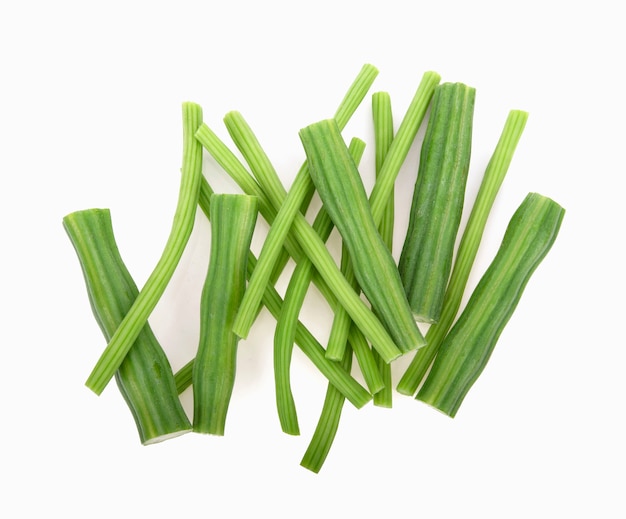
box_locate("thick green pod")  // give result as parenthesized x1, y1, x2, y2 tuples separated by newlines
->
(300, 118, 425, 355)
(398, 82, 475, 323)
(193, 194, 258, 435)
(416, 193, 565, 417)
(63, 208, 192, 445)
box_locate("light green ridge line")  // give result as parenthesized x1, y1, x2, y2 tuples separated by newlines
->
(396, 109, 529, 396)
(85, 102, 203, 395)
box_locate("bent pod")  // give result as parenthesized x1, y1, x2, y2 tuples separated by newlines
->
(416, 192, 565, 417)
(85, 102, 203, 395)
(398, 82, 475, 324)
(300, 118, 426, 355)
(193, 194, 258, 435)
(63, 208, 192, 444)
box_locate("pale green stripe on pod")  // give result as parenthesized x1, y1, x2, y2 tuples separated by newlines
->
(193, 194, 258, 435)
(300, 118, 426, 355)
(416, 193, 565, 417)
(63, 208, 192, 445)
(398, 83, 475, 324)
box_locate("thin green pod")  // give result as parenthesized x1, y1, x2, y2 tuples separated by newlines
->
(299, 118, 426, 355)
(85, 102, 203, 395)
(300, 344, 353, 474)
(193, 194, 258, 435)
(63, 208, 192, 445)
(398, 82, 476, 324)
(274, 137, 367, 436)
(371, 90, 395, 408)
(416, 193, 565, 417)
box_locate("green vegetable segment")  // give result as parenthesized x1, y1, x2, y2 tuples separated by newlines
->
(397, 109, 529, 396)
(193, 194, 258, 435)
(85, 102, 203, 395)
(63, 208, 192, 444)
(398, 82, 476, 324)
(371, 90, 395, 408)
(300, 344, 353, 474)
(416, 192, 565, 417)
(299, 118, 425, 355)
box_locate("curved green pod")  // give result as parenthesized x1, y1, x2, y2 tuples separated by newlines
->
(85, 102, 203, 395)
(300, 118, 426, 356)
(63, 208, 192, 445)
(416, 193, 565, 417)
(398, 82, 475, 324)
(193, 194, 258, 435)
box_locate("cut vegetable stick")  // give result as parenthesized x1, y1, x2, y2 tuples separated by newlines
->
(398, 82, 476, 324)
(64, 208, 192, 444)
(397, 110, 529, 396)
(371, 91, 395, 408)
(416, 192, 565, 417)
(193, 194, 258, 435)
(300, 118, 425, 355)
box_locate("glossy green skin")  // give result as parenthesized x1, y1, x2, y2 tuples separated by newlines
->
(63, 209, 192, 444)
(193, 194, 258, 435)
(398, 83, 475, 323)
(300, 119, 425, 355)
(417, 193, 565, 417)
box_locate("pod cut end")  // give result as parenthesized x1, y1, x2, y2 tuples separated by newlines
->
(142, 428, 193, 446)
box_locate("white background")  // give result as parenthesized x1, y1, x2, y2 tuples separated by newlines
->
(2, 1, 624, 517)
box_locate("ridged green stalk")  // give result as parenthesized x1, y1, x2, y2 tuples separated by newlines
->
(193, 195, 258, 435)
(416, 193, 565, 417)
(324, 72, 440, 361)
(300, 344, 353, 473)
(63, 208, 192, 444)
(85, 102, 203, 395)
(371, 91, 395, 408)
(299, 119, 425, 355)
(398, 82, 475, 324)
(397, 110, 529, 396)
